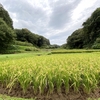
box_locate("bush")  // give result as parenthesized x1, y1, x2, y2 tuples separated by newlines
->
(92, 43, 100, 49)
(25, 48, 32, 51)
(25, 47, 39, 51)
(15, 41, 33, 46)
(92, 38, 100, 49)
(7, 45, 18, 50)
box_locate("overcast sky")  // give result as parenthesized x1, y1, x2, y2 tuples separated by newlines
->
(0, 0, 100, 45)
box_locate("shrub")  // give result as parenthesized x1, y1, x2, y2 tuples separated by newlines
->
(92, 43, 100, 49)
(25, 48, 32, 51)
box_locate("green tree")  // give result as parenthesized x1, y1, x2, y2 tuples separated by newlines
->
(15, 28, 50, 47)
(82, 7, 100, 47)
(66, 7, 100, 49)
(67, 28, 84, 49)
(0, 18, 14, 53)
(92, 38, 100, 49)
(37, 36, 50, 47)
(0, 6, 13, 29)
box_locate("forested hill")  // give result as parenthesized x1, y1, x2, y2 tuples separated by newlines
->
(15, 28, 50, 47)
(67, 7, 100, 49)
(0, 3, 50, 53)
(0, 3, 13, 29)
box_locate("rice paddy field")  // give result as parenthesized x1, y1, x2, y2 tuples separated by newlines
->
(0, 50, 100, 100)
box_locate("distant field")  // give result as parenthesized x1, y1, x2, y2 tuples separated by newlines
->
(0, 50, 49, 61)
(0, 53, 39, 62)
(0, 50, 100, 100)
(51, 49, 100, 54)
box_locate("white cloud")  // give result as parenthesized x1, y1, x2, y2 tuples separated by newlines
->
(72, 0, 98, 20)
(0, 0, 100, 45)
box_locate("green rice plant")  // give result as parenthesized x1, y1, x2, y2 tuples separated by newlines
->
(0, 52, 100, 96)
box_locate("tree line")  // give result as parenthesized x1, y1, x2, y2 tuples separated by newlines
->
(0, 4, 50, 53)
(66, 7, 100, 49)
(15, 28, 50, 47)
(0, 4, 100, 53)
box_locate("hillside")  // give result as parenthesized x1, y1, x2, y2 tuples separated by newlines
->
(67, 7, 100, 49)
(0, 3, 50, 53)
(15, 28, 50, 47)
(0, 3, 13, 29)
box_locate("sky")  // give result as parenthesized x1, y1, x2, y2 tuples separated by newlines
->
(0, 0, 100, 45)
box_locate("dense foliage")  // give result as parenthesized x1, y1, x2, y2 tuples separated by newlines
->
(15, 28, 50, 47)
(0, 6, 13, 29)
(0, 5, 15, 53)
(67, 8, 100, 49)
(67, 28, 84, 48)
(0, 18, 15, 53)
(0, 4, 50, 53)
